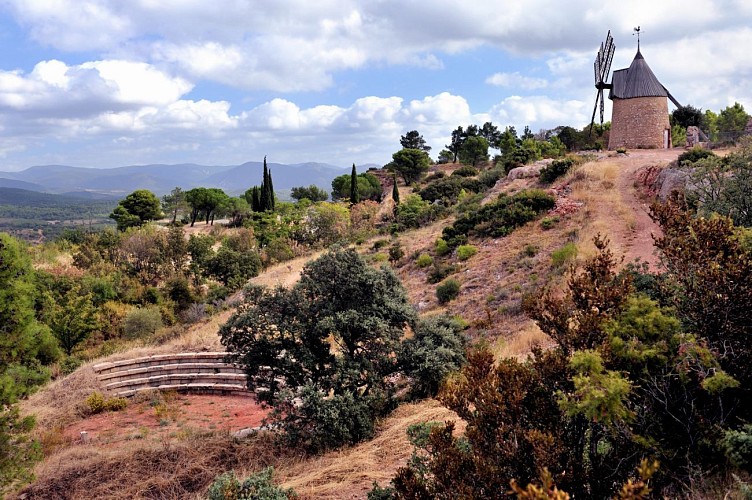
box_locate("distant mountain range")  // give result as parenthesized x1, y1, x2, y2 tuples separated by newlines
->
(0, 161, 379, 197)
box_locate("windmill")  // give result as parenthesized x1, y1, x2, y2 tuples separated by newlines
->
(589, 30, 615, 135)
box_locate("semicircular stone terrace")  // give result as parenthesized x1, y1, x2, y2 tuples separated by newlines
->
(92, 352, 252, 398)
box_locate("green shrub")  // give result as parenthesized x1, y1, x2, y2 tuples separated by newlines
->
(436, 279, 461, 304)
(521, 244, 540, 257)
(389, 242, 404, 262)
(86, 392, 106, 414)
(442, 189, 555, 248)
(435, 238, 450, 257)
(86, 392, 128, 414)
(394, 194, 442, 229)
(540, 216, 559, 230)
(616, 147, 627, 154)
(451, 166, 479, 177)
(551, 242, 577, 267)
(539, 157, 575, 184)
(60, 356, 83, 375)
(415, 253, 433, 268)
(398, 315, 466, 397)
(677, 146, 716, 165)
(427, 263, 458, 284)
(423, 171, 446, 183)
(477, 167, 505, 188)
(372, 239, 389, 250)
(207, 468, 296, 500)
(418, 177, 463, 203)
(723, 424, 752, 470)
(105, 397, 128, 411)
(122, 306, 163, 339)
(456, 245, 478, 261)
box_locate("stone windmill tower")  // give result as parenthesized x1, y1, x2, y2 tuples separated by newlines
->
(590, 28, 681, 150)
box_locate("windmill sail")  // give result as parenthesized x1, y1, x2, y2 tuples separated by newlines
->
(590, 31, 615, 135)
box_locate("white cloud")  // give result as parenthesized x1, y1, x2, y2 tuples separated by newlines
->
(485, 72, 549, 90)
(490, 96, 590, 131)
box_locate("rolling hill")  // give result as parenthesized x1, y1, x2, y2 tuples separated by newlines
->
(0, 161, 350, 197)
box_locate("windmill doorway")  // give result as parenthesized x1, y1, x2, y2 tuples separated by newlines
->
(663, 128, 670, 148)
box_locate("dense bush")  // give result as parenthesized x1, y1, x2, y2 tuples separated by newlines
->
(436, 279, 460, 304)
(394, 195, 443, 230)
(415, 253, 433, 268)
(207, 468, 296, 500)
(221, 248, 465, 452)
(539, 157, 576, 184)
(389, 225, 752, 497)
(206, 246, 262, 290)
(677, 146, 716, 165)
(456, 244, 478, 261)
(441, 189, 555, 248)
(427, 263, 458, 284)
(122, 306, 163, 339)
(434, 238, 450, 257)
(398, 315, 466, 398)
(418, 177, 484, 205)
(85, 392, 128, 414)
(451, 166, 479, 177)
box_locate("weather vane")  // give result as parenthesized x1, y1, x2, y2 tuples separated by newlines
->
(633, 26, 641, 51)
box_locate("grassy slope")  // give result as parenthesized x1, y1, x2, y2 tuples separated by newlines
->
(16, 150, 679, 499)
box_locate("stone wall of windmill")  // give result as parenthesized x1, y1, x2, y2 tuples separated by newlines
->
(608, 96, 671, 150)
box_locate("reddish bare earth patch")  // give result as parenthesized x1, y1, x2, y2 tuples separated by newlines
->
(63, 394, 267, 446)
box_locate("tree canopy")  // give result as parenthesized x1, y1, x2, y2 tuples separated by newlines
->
(331, 171, 381, 201)
(109, 189, 161, 231)
(388, 148, 431, 185)
(400, 130, 431, 152)
(220, 247, 465, 451)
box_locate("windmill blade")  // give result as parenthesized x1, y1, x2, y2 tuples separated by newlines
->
(602, 37, 615, 82)
(599, 89, 605, 125)
(589, 89, 602, 135)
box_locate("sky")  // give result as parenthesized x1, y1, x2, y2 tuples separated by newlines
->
(0, 1, 751, 171)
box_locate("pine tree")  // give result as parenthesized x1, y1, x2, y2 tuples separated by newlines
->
(392, 173, 400, 204)
(350, 163, 360, 204)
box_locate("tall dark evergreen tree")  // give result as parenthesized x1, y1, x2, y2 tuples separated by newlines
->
(268, 167, 275, 210)
(260, 156, 271, 211)
(350, 163, 360, 204)
(392, 173, 400, 205)
(252, 186, 261, 212)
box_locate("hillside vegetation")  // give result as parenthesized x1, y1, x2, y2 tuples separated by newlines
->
(5, 132, 752, 498)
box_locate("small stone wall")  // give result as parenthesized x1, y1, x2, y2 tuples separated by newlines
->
(609, 96, 670, 150)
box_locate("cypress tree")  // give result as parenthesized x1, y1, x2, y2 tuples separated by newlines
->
(268, 167, 275, 210)
(350, 163, 360, 204)
(260, 156, 270, 211)
(392, 173, 400, 205)
(251, 186, 260, 212)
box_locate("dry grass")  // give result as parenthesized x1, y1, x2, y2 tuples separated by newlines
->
(15, 432, 288, 500)
(491, 321, 553, 361)
(276, 399, 459, 499)
(249, 249, 325, 289)
(568, 160, 636, 261)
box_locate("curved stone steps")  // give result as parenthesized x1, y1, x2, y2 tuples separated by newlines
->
(97, 362, 246, 384)
(92, 352, 252, 398)
(93, 352, 231, 375)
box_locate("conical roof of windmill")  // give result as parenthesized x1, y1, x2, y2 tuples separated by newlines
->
(609, 50, 668, 99)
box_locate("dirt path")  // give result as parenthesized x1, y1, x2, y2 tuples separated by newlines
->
(571, 149, 679, 271)
(610, 150, 678, 270)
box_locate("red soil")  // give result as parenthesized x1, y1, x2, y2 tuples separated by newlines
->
(63, 394, 268, 446)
